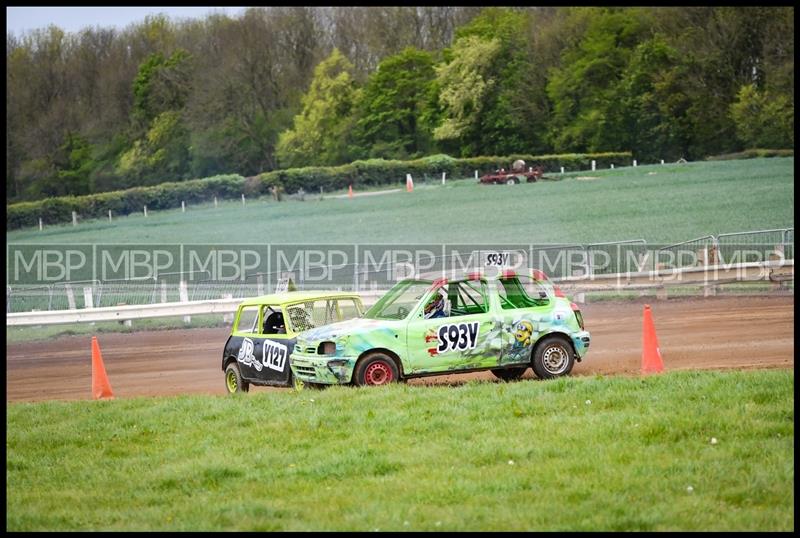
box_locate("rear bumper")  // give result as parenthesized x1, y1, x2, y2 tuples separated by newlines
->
(572, 331, 591, 359)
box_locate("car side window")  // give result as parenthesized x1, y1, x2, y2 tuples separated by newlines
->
(261, 306, 286, 335)
(235, 305, 260, 334)
(447, 280, 489, 316)
(423, 288, 450, 319)
(499, 276, 549, 310)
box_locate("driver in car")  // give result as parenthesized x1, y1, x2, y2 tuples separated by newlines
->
(424, 289, 449, 319)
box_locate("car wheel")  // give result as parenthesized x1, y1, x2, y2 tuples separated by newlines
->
(491, 366, 527, 381)
(291, 373, 305, 392)
(506, 177, 518, 185)
(224, 362, 249, 394)
(531, 336, 575, 379)
(354, 353, 399, 386)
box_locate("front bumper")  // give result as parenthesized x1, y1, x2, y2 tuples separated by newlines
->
(290, 352, 357, 385)
(572, 331, 591, 360)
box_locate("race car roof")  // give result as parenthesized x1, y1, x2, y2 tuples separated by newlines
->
(414, 268, 552, 283)
(237, 290, 362, 307)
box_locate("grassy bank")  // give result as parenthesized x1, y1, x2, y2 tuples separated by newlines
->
(6, 157, 794, 245)
(6, 370, 794, 531)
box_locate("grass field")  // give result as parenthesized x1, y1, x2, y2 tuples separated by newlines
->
(6, 370, 793, 531)
(6, 157, 794, 245)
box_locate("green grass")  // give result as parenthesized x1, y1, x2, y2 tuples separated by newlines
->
(6, 370, 794, 531)
(6, 158, 794, 245)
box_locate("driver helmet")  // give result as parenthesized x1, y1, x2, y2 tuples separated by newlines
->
(424, 290, 448, 319)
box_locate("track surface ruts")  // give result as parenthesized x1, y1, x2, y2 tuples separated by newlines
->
(6, 296, 794, 402)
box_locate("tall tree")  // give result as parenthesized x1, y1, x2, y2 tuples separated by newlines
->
(275, 48, 362, 167)
(355, 47, 439, 159)
(546, 7, 652, 153)
(433, 36, 502, 154)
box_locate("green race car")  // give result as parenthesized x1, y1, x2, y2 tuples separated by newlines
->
(289, 269, 590, 386)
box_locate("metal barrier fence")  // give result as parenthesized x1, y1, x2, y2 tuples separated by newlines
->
(6, 229, 794, 313)
(529, 245, 587, 279)
(587, 239, 648, 275)
(716, 228, 792, 265)
(95, 278, 159, 308)
(656, 235, 718, 269)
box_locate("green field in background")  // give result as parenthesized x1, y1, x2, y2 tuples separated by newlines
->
(6, 158, 794, 246)
(6, 370, 794, 531)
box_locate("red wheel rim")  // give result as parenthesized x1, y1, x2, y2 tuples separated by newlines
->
(364, 361, 393, 385)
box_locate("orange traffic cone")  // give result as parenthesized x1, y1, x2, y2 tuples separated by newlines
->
(641, 304, 664, 374)
(348, 184, 353, 199)
(406, 173, 414, 192)
(91, 336, 114, 399)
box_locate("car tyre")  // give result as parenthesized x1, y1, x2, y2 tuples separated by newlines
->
(506, 177, 518, 185)
(354, 353, 399, 386)
(531, 336, 575, 379)
(490, 366, 527, 382)
(291, 373, 305, 392)
(224, 362, 249, 394)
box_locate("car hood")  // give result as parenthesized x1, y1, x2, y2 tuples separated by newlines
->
(298, 317, 398, 342)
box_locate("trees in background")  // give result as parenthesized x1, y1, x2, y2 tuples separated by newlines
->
(275, 48, 361, 167)
(6, 6, 794, 203)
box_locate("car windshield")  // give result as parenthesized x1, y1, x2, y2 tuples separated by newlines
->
(364, 280, 433, 320)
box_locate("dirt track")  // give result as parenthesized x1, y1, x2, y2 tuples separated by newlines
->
(6, 295, 794, 402)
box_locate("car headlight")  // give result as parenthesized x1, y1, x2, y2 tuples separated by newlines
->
(318, 341, 336, 355)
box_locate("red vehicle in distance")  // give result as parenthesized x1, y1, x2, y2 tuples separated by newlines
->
(479, 159, 544, 185)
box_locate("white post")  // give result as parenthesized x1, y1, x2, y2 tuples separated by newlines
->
(661, 159, 665, 165)
(108, 210, 112, 222)
(39, 218, 43, 231)
(214, 196, 218, 207)
(181, 201, 186, 213)
(72, 211, 77, 226)
(257, 274, 264, 295)
(83, 286, 93, 308)
(633, 159, 638, 167)
(591, 160, 596, 171)
(144, 205, 148, 217)
(179, 280, 190, 323)
(441, 172, 446, 185)
(160, 280, 167, 303)
(223, 293, 234, 323)
(65, 284, 76, 310)
(560, 167, 565, 174)
(241, 194, 246, 206)
(610, 164, 615, 169)
(474, 170, 478, 180)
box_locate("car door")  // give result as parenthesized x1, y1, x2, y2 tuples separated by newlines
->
(404, 279, 499, 375)
(233, 304, 293, 387)
(495, 275, 553, 366)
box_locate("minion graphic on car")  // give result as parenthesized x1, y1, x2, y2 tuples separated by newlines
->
(513, 320, 534, 349)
